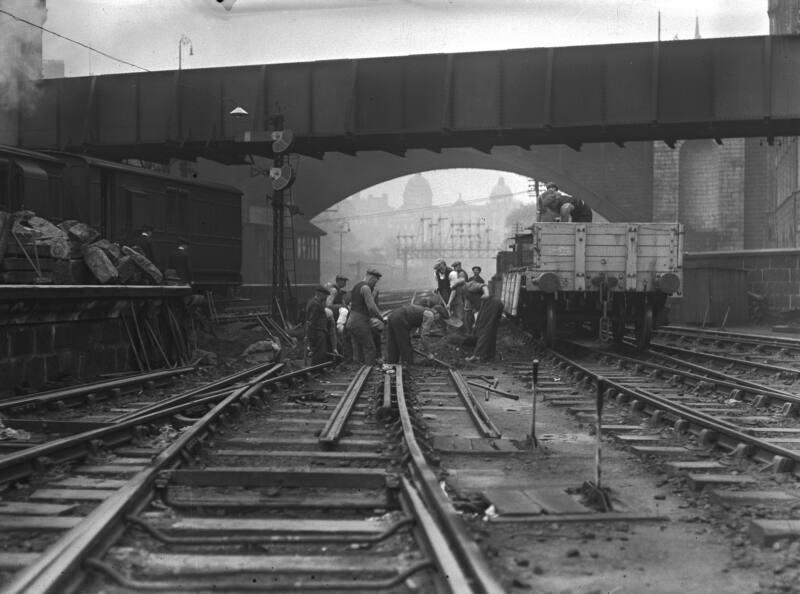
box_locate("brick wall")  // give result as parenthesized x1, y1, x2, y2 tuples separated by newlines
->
(655, 139, 753, 251)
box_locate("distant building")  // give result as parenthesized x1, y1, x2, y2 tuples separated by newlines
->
(313, 173, 528, 288)
(401, 173, 433, 209)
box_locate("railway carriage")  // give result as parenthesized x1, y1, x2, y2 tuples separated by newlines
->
(498, 222, 683, 349)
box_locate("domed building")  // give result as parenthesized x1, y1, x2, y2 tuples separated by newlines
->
(489, 176, 514, 202)
(400, 173, 433, 210)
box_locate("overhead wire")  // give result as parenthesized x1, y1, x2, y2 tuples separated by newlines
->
(0, 7, 151, 73)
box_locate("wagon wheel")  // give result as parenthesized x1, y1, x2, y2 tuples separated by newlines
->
(635, 304, 653, 349)
(543, 301, 557, 348)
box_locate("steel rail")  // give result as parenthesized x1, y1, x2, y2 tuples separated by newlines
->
(647, 340, 800, 378)
(111, 361, 284, 423)
(1, 363, 333, 594)
(0, 364, 196, 413)
(395, 365, 506, 594)
(448, 369, 502, 439)
(659, 325, 800, 349)
(549, 350, 800, 467)
(612, 343, 800, 406)
(318, 365, 371, 446)
(0, 363, 328, 487)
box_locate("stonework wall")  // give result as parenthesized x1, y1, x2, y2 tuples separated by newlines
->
(744, 138, 771, 249)
(683, 249, 800, 321)
(1, 319, 132, 391)
(0, 292, 191, 396)
(717, 140, 746, 251)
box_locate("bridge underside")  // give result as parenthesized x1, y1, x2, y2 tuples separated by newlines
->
(17, 35, 800, 221)
(258, 143, 654, 221)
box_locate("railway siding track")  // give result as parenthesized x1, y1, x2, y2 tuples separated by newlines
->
(544, 340, 800, 546)
(655, 325, 800, 359)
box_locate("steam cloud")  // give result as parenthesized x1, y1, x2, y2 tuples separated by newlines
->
(0, 0, 46, 125)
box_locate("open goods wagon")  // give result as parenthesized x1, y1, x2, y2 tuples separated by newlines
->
(499, 222, 683, 349)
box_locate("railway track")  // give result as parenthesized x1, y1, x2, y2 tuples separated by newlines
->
(655, 325, 800, 360)
(0, 361, 288, 463)
(0, 362, 507, 593)
(539, 337, 800, 547)
(7, 320, 800, 591)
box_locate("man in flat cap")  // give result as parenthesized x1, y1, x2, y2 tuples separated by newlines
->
(324, 275, 349, 357)
(305, 285, 335, 365)
(345, 269, 383, 365)
(446, 261, 468, 328)
(538, 182, 564, 222)
(469, 266, 485, 284)
(433, 259, 452, 305)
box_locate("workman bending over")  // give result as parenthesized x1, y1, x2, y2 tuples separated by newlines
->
(385, 302, 447, 365)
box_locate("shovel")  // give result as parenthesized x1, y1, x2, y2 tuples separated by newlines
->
(436, 292, 463, 328)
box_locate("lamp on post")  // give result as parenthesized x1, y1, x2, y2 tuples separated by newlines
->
(178, 34, 193, 71)
(336, 221, 351, 276)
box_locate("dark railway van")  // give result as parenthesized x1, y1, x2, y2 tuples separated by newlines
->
(0, 145, 65, 216)
(0, 145, 243, 290)
(498, 222, 683, 349)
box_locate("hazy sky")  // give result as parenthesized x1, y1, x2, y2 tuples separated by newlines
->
(40, 0, 768, 76)
(31, 0, 770, 206)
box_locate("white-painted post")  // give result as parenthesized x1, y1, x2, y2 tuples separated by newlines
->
(530, 359, 539, 448)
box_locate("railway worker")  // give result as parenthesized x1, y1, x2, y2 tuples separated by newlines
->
(559, 195, 593, 223)
(305, 285, 336, 365)
(335, 305, 351, 361)
(346, 268, 383, 365)
(168, 238, 193, 284)
(385, 301, 448, 365)
(446, 261, 468, 327)
(464, 265, 485, 332)
(130, 226, 156, 264)
(326, 275, 348, 316)
(539, 182, 593, 223)
(538, 182, 564, 222)
(469, 266, 485, 284)
(464, 281, 505, 363)
(433, 258, 453, 304)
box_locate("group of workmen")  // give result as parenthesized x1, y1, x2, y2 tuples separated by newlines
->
(303, 260, 505, 367)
